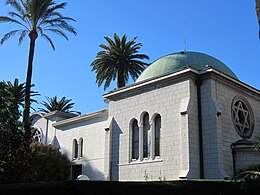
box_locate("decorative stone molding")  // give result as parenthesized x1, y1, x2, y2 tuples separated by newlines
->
(231, 96, 254, 139)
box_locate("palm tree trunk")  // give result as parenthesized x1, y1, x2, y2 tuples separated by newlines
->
(23, 31, 37, 142)
(117, 70, 126, 88)
(256, 0, 260, 37)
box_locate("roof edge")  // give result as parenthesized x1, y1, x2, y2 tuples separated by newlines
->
(103, 67, 260, 99)
(103, 68, 198, 99)
(53, 108, 108, 128)
(44, 110, 78, 119)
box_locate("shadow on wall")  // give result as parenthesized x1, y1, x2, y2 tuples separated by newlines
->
(58, 144, 107, 180)
(111, 119, 122, 181)
(82, 161, 107, 180)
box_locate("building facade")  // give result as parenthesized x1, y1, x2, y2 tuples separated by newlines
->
(31, 51, 260, 181)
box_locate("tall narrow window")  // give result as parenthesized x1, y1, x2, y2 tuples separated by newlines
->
(73, 139, 78, 159)
(143, 113, 149, 158)
(79, 138, 83, 158)
(154, 115, 161, 157)
(132, 119, 139, 159)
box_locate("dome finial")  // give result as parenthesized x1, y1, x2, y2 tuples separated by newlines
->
(184, 33, 187, 51)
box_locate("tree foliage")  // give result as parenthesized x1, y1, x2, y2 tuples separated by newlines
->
(0, 0, 77, 49)
(0, 79, 32, 183)
(0, 79, 70, 183)
(235, 164, 260, 182)
(91, 33, 149, 90)
(39, 95, 80, 115)
(0, 0, 76, 143)
(30, 143, 70, 182)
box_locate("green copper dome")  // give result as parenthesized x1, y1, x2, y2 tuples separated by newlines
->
(136, 51, 238, 82)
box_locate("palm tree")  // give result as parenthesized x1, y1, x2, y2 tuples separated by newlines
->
(233, 140, 260, 182)
(0, 0, 76, 141)
(254, 140, 260, 151)
(234, 164, 260, 182)
(256, 0, 260, 38)
(5, 78, 38, 114)
(39, 96, 80, 115)
(91, 33, 150, 90)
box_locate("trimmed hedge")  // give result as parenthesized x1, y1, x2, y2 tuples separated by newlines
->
(0, 180, 259, 195)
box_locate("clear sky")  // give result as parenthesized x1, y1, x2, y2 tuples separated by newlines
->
(0, 0, 259, 115)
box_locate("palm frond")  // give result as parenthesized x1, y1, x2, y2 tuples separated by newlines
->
(0, 30, 21, 45)
(6, 0, 25, 16)
(234, 164, 260, 181)
(39, 95, 79, 115)
(18, 29, 28, 45)
(41, 33, 55, 50)
(91, 33, 149, 90)
(45, 28, 68, 40)
(254, 139, 260, 151)
(0, 16, 28, 29)
(5, 78, 39, 111)
(1, 0, 76, 47)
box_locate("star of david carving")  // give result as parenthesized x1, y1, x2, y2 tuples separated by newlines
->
(231, 96, 254, 139)
(233, 101, 250, 134)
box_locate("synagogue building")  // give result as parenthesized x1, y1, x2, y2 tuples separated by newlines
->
(31, 51, 260, 181)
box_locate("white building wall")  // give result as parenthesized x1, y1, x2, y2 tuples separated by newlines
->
(31, 112, 109, 181)
(31, 71, 260, 181)
(108, 76, 201, 181)
(55, 116, 108, 180)
(201, 75, 260, 179)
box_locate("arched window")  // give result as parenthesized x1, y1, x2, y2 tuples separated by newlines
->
(72, 139, 78, 159)
(79, 138, 83, 158)
(143, 113, 149, 158)
(154, 114, 161, 157)
(132, 119, 139, 160)
(31, 127, 42, 143)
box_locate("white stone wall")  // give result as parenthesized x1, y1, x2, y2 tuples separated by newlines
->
(31, 71, 260, 181)
(201, 75, 260, 179)
(55, 116, 108, 180)
(31, 113, 109, 181)
(234, 147, 260, 172)
(108, 77, 201, 181)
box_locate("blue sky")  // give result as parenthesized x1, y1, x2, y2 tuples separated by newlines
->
(0, 0, 259, 114)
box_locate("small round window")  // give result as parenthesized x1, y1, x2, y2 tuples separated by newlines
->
(231, 96, 254, 139)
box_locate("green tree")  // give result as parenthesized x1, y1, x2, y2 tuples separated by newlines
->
(0, 79, 33, 183)
(5, 78, 39, 114)
(30, 143, 70, 182)
(234, 164, 260, 182)
(91, 33, 149, 90)
(0, 0, 77, 142)
(255, 140, 260, 151)
(39, 95, 80, 115)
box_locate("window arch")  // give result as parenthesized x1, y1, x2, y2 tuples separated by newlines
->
(143, 113, 150, 158)
(131, 119, 139, 160)
(154, 114, 161, 157)
(72, 139, 78, 160)
(31, 127, 42, 143)
(79, 138, 83, 158)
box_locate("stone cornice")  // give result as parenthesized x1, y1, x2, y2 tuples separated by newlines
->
(53, 109, 108, 128)
(103, 67, 260, 100)
(103, 68, 199, 99)
(43, 110, 78, 119)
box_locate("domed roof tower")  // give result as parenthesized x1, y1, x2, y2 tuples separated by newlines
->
(137, 51, 238, 82)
